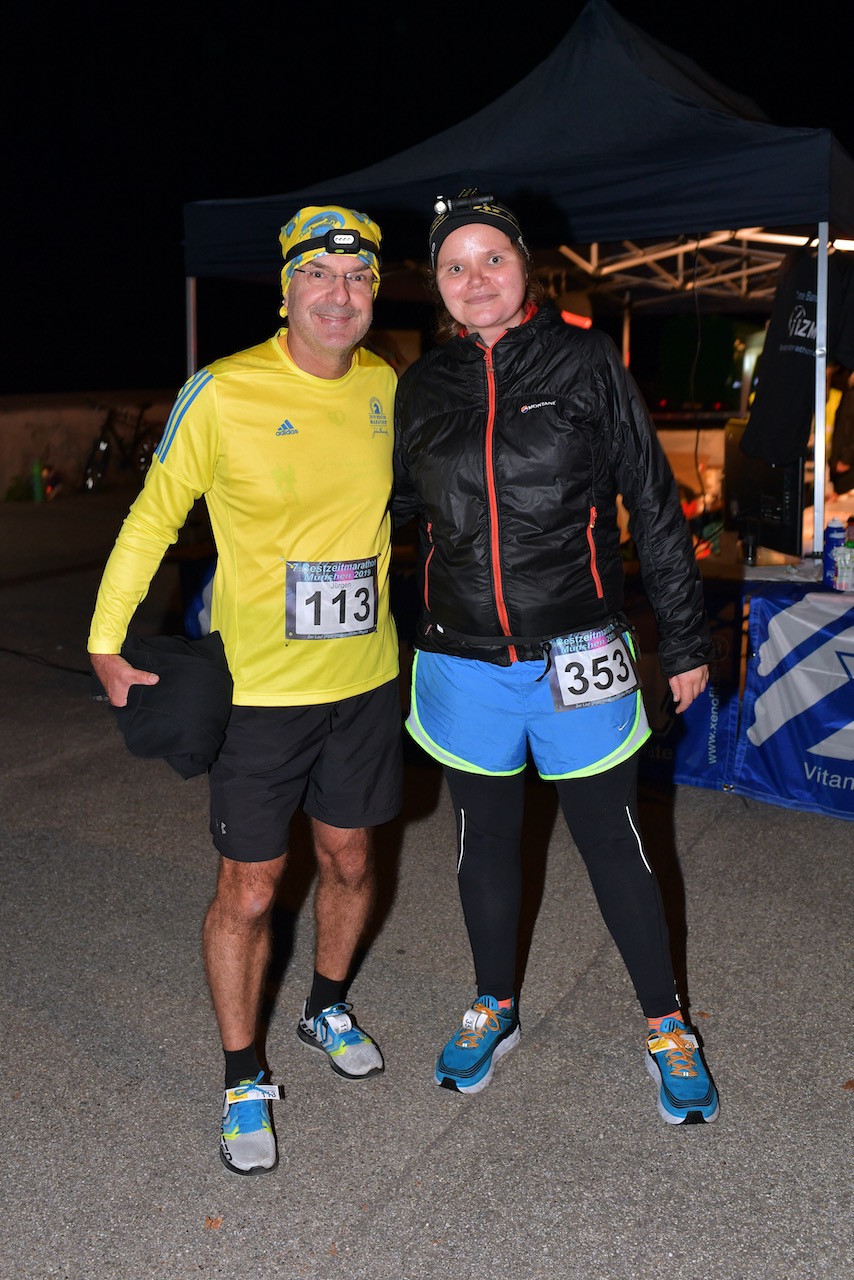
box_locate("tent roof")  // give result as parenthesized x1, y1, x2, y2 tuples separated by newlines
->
(183, 0, 854, 307)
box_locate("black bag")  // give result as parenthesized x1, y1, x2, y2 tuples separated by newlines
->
(101, 631, 233, 779)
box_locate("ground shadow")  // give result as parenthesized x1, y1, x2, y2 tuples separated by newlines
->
(258, 811, 316, 1055)
(258, 733, 444, 1052)
(637, 777, 690, 1010)
(515, 768, 561, 993)
(513, 768, 690, 1014)
(256, 756, 690, 1055)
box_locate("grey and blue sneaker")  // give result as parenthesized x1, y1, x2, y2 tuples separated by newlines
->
(435, 995, 520, 1094)
(645, 1017, 720, 1125)
(219, 1072, 281, 1176)
(297, 1000, 384, 1080)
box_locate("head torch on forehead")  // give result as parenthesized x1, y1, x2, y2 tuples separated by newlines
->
(283, 227, 381, 266)
(428, 187, 529, 269)
(278, 205, 382, 318)
(432, 192, 496, 217)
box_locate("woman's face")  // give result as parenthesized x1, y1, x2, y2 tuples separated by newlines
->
(435, 224, 527, 346)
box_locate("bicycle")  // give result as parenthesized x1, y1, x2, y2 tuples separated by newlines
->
(82, 404, 164, 493)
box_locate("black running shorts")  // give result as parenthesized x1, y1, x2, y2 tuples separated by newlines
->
(209, 679, 403, 861)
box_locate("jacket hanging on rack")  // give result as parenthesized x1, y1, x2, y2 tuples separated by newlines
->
(741, 248, 854, 464)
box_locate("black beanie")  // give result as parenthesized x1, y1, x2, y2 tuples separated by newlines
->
(429, 190, 530, 269)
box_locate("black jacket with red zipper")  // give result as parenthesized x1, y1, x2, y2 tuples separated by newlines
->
(392, 302, 712, 676)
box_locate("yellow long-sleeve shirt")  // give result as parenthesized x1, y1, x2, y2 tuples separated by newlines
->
(88, 332, 399, 705)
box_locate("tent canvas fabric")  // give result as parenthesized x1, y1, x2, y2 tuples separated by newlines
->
(183, 0, 854, 282)
(181, 0, 854, 554)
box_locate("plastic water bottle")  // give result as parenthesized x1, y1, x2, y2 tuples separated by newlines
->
(835, 516, 854, 592)
(823, 517, 846, 588)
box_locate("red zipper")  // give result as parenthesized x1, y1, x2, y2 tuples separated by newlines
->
(483, 346, 518, 661)
(587, 505, 603, 597)
(424, 520, 434, 611)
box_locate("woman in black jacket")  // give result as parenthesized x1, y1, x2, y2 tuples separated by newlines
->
(393, 191, 719, 1126)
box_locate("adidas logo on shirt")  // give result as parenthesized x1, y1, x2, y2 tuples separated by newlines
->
(277, 420, 299, 435)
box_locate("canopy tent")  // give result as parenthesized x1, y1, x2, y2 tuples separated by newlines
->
(182, 0, 854, 552)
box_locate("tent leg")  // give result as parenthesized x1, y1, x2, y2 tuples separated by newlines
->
(186, 276, 198, 380)
(812, 223, 828, 557)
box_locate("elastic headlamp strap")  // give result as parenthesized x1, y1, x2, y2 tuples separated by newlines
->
(283, 228, 381, 265)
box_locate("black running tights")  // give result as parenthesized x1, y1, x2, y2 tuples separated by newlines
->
(443, 755, 679, 1017)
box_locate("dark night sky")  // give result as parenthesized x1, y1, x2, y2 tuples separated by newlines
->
(3, 1, 853, 397)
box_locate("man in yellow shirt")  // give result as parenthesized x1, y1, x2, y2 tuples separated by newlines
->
(89, 205, 401, 1177)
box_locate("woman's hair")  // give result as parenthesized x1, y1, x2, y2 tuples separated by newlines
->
(426, 242, 545, 344)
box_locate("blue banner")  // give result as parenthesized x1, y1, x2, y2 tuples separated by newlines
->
(637, 578, 742, 791)
(732, 584, 854, 820)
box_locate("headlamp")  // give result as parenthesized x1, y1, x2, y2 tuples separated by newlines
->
(433, 192, 495, 218)
(283, 227, 381, 265)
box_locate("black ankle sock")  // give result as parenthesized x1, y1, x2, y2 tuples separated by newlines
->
(224, 1043, 261, 1089)
(306, 971, 347, 1020)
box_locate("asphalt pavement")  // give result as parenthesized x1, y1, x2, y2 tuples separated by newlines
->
(0, 486, 851, 1280)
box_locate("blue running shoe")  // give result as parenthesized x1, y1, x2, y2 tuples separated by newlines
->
(645, 1017, 719, 1125)
(297, 1000, 384, 1080)
(435, 995, 520, 1094)
(219, 1072, 281, 1176)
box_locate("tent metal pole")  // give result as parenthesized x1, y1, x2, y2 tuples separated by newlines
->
(186, 276, 198, 379)
(812, 222, 828, 557)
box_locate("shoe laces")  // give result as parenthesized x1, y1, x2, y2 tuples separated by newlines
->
(319, 1003, 354, 1036)
(455, 1001, 502, 1049)
(232, 1071, 266, 1098)
(226, 1073, 270, 1134)
(649, 1027, 698, 1078)
(317, 1003, 371, 1049)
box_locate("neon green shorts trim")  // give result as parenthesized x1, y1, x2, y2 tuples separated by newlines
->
(405, 648, 650, 778)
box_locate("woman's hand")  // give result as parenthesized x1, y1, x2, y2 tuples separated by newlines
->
(667, 665, 709, 714)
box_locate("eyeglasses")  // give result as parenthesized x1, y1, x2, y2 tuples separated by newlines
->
(292, 265, 374, 293)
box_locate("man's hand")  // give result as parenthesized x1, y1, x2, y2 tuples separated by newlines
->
(667, 665, 709, 715)
(90, 652, 159, 708)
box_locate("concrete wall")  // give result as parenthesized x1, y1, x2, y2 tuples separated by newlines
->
(1, 393, 726, 506)
(0, 391, 175, 499)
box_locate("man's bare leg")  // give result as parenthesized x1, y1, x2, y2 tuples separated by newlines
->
(203, 853, 286, 1051)
(207, 855, 286, 1176)
(297, 820, 383, 1078)
(310, 820, 375, 980)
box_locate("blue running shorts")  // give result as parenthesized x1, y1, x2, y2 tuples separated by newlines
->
(406, 647, 650, 779)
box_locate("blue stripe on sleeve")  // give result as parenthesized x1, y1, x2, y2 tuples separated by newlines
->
(155, 369, 213, 463)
